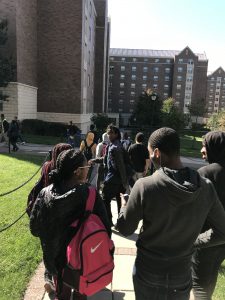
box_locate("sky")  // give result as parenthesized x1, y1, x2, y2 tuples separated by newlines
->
(108, 0, 225, 74)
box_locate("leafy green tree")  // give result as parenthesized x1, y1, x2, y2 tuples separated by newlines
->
(188, 99, 206, 127)
(0, 19, 15, 101)
(207, 110, 225, 131)
(91, 113, 111, 131)
(132, 90, 162, 128)
(161, 97, 184, 131)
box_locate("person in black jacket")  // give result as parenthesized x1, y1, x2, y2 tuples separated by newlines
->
(117, 127, 225, 300)
(30, 149, 110, 300)
(192, 131, 225, 299)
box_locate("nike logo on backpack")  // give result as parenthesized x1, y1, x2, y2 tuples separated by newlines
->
(91, 241, 103, 253)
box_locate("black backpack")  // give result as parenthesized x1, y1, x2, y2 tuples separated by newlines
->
(83, 140, 95, 160)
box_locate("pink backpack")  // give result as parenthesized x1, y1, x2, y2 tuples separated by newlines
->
(63, 187, 114, 296)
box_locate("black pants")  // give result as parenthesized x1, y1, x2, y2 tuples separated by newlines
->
(192, 245, 225, 299)
(102, 181, 125, 225)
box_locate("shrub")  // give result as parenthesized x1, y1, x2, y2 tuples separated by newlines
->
(21, 119, 79, 137)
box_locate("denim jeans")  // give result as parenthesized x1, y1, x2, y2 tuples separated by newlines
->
(133, 263, 192, 300)
(192, 245, 225, 300)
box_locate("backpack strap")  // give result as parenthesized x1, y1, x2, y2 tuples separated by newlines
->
(85, 187, 96, 212)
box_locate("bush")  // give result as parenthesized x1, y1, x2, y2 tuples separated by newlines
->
(21, 119, 79, 137)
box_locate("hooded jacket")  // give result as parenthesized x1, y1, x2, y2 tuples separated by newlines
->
(30, 183, 110, 275)
(117, 167, 225, 274)
(198, 131, 225, 211)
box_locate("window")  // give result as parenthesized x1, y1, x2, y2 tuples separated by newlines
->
(109, 74, 113, 79)
(210, 83, 215, 86)
(188, 59, 194, 65)
(153, 76, 158, 81)
(165, 68, 171, 73)
(131, 83, 136, 88)
(165, 76, 170, 81)
(144, 58, 148, 62)
(153, 84, 158, 89)
(109, 82, 112, 87)
(120, 74, 125, 79)
(119, 99, 124, 104)
(121, 66, 125, 71)
(177, 76, 182, 81)
(211, 77, 215, 81)
(155, 58, 159, 62)
(187, 68, 193, 74)
(119, 108, 123, 112)
(130, 109, 134, 113)
(121, 57, 126, 61)
(108, 98, 112, 103)
(108, 107, 112, 112)
(178, 58, 183, 63)
(132, 66, 137, 72)
(166, 59, 171, 63)
(120, 83, 125, 88)
(110, 57, 114, 61)
(143, 75, 147, 80)
(119, 91, 125, 96)
(185, 94, 191, 99)
(178, 67, 183, 73)
(143, 66, 148, 72)
(131, 91, 136, 96)
(131, 75, 136, 80)
(130, 99, 135, 104)
(164, 84, 169, 89)
(176, 93, 181, 96)
(177, 84, 181, 90)
(109, 66, 114, 72)
(133, 57, 137, 62)
(187, 77, 192, 82)
(154, 67, 159, 72)
(142, 83, 147, 88)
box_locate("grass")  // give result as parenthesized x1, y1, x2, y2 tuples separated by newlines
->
(213, 261, 225, 300)
(0, 153, 43, 300)
(180, 134, 203, 158)
(23, 134, 63, 145)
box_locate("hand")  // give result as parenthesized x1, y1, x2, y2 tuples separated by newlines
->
(120, 193, 129, 207)
(88, 159, 95, 166)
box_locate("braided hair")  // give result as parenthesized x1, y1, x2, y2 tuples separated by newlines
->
(49, 149, 86, 185)
(149, 127, 180, 156)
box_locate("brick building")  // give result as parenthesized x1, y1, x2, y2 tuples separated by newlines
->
(205, 67, 225, 117)
(108, 46, 208, 125)
(0, 0, 108, 132)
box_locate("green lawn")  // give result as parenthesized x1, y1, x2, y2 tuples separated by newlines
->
(0, 153, 42, 300)
(180, 134, 203, 158)
(23, 134, 63, 145)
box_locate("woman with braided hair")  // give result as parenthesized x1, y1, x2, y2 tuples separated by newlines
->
(30, 149, 111, 300)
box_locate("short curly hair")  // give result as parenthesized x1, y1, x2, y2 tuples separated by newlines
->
(148, 127, 180, 156)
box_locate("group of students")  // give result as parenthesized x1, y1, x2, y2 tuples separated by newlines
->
(28, 124, 225, 300)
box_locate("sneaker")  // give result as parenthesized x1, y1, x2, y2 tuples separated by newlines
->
(44, 281, 55, 294)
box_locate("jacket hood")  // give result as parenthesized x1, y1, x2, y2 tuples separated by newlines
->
(204, 131, 225, 164)
(157, 167, 202, 206)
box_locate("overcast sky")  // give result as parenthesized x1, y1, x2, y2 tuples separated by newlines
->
(108, 0, 225, 73)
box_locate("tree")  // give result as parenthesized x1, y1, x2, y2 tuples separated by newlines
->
(188, 98, 206, 128)
(207, 110, 225, 131)
(132, 89, 162, 128)
(90, 113, 111, 132)
(161, 98, 184, 131)
(0, 19, 15, 101)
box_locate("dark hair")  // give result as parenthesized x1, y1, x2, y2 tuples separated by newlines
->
(123, 132, 128, 140)
(135, 132, 145, 143)
(148, 127, 180, 156)
(50, 143, 72, 169)
(49, 149, 86, 184)
(107, 124, 121, 140)
(90, 124, 95, 131)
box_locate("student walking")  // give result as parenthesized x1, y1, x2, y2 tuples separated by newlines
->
(117, 127, 225, 300)
(192, 131, 225, 300)
(30, 149, 110, 300)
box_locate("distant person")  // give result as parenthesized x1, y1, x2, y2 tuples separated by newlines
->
(121, 132, 132, 151)
(0, 113, 9, 143)
(80, 132, 97, 185)
(14, 116, 26, 144)
(67, 121, 77, 147)
(89, 124, 99, 144)
(95, 132, 109, 190)
(117, 127, 225, 300)
(30, 149, 110, 300)
(27, 143, 72, 295)
(128, 132, 150, 186)
(8, 119, 19, 151)
(192, 131, 225, 299)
